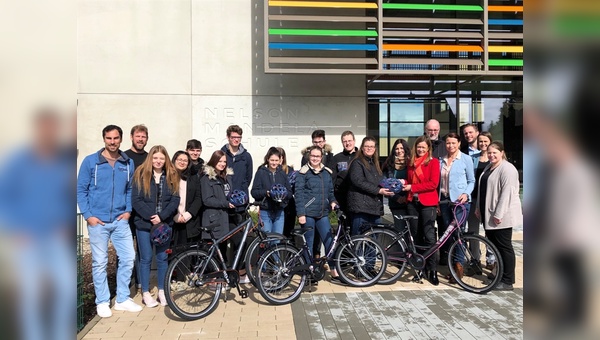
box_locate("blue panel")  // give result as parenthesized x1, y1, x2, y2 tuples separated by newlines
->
(269, 42, 378, 51)
(488, 19, 523, 26)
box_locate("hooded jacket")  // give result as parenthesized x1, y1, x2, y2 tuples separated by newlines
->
(295, 164, 337, 219)
(221, 144, 253, 212)
(251, 165, 293, 211)
(131, 173, 181, 232)
(300, 144, 336, 172)
(346, 157, 385, 216)
(200, 165, 234, 239)
(77, 148, 133, 222)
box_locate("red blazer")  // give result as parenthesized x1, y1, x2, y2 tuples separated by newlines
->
(407, 157, 440, 207)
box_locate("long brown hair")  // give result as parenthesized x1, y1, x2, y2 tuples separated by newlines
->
(409, 135, 433, 166)
(132, 145, 180, 197)
(206, 150, 228, 179)
(276, 146, 290, 174)
(352, 136, 382, 175)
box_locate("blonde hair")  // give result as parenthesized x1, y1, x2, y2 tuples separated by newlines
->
(132, 145, 180, 197)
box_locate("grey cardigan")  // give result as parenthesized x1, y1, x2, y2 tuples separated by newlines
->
(477, 160, 523, 230)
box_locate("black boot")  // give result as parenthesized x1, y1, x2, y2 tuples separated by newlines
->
(428, 270, 439, 286)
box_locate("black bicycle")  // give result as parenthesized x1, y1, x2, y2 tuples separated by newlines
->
(164, 201, 284, 320)
(254, 208, 388, 305)
(363, 202, 503, 293)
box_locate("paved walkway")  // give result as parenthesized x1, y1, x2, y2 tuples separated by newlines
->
(79, 232, 523, 340)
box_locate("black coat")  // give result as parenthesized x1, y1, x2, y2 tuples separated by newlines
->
(132, 174, 180, 232)
(346, 157, 384, 216)
(178, 175, 204, 239)
(200, 165, 234, 239)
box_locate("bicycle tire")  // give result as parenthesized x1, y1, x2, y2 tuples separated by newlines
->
(255, 244, 307, 305)
(363, 228, 408, 285)
(334, 236, 388, 287)
(164, 249, 222, 320)
(244, 232, 287, 287)
(447, 234, 503, 294)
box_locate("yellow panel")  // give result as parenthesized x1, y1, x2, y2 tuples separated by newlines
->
(488, 46, 523, 53)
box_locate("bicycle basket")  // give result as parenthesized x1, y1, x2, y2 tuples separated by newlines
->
(379, 177, 404, 194)
(227, 189, 248, 207)
(270, 183, 288, 202)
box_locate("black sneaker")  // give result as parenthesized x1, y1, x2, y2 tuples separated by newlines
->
(330, 276, 346, 285)
(494, 282, 514, 291)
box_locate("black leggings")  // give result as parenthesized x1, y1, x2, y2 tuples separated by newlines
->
(407, 202, 438, 271)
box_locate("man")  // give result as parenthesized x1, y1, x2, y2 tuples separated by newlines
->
(77, 125, 143, 318)
(332, 131, 358, 212)
(186, 139, 205, 176)
(123, 124, 148, 168)
(461, 123, 480, 156)
(300, 129, 336, 170)
(220, 125, 253, 282)
(425, 119, 446, 159)
(123, 124, 148, 291)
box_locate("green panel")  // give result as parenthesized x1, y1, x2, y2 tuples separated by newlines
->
(383, 4, 483, 11)
(269, 28, 378, 37)
(488, 59, 523, 67)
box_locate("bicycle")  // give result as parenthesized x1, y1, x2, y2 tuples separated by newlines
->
(254, 207, 388, 305)
(164, 201, 285, 320)
(363, 202, 503, 293)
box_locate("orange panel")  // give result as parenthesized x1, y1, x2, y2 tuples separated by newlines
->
(488, 6, 523, 12)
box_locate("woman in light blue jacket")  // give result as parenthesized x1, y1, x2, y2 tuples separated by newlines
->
(438, 133, 475, 282)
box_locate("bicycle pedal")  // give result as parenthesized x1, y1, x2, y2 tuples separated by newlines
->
(239, 289, 249, 298)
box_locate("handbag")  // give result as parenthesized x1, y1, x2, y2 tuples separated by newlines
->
(150, 177, 172, 246)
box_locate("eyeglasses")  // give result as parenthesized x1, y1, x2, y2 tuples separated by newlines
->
(309, 154, 322, 158)
(229, 135, 242, 140)
(363, 145, 376, 149)
(176, 159, 189, 163)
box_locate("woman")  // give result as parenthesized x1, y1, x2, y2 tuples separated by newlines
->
(132, 145, 180, 307)
(382, 138, 411, 231)
(251, 147, 293, 234)
(277, 146, 297, 237)
(437, 132, 475, 282)
(468, 132, 496, 269)
(402, 136, 441, 285)
(171, 151, 203, 246)
(475, 141, 522, 291)
(347, 136, 394, 236)
(295, 146, 339, 283)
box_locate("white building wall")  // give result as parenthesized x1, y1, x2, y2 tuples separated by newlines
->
(77, 0, 367, 234)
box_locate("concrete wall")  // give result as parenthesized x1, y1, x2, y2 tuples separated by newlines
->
(77, 1, 367, 234)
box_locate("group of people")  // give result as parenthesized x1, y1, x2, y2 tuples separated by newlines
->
(77, 119, 522, 319)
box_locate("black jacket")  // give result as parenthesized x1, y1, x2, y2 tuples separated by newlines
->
(200, 165, 234, 239)
(346, 157, 384, 216)
(251, 165, 293, 211)
(132, 174, 180, 232)
(221, 144, 253, 212)
(177, 175, 204, 239)
(332, 147, 358, 179)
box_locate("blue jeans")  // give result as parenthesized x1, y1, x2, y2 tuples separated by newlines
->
(260, 209, 284, 234)
(350, 213, 382, 236)
(87, 219, 135, 304)
(136, 228, 169, 292)
(439, 202, 471, 264)
(303, 216, 334, 266)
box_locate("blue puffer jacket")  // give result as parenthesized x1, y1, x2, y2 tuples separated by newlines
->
(294, 164, 337, 219)
(77, 149, 133, 222)
(251, 165, 293, 210)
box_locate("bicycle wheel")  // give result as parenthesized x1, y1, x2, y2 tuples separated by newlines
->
(447, 234, 503, 294)
(244, 232, 287, 287)
(164, 249, 222, 320)
(363, 228, 408, 284)
(255, 244, 307, 305)
(335, 236, 387, 287)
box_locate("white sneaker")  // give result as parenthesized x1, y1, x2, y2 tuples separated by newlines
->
(239, 275, 250, 284)
(113, 298, 143, 312)
(157, 289, 167, 306)
(96, 303, 112, 318)
(142, 292, 159, 308)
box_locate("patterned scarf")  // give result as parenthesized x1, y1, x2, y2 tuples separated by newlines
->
(408, 155, 428, 202)
(156, 173, 165, 214)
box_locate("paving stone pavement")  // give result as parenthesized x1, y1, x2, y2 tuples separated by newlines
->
(79, 231, 523, 340)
